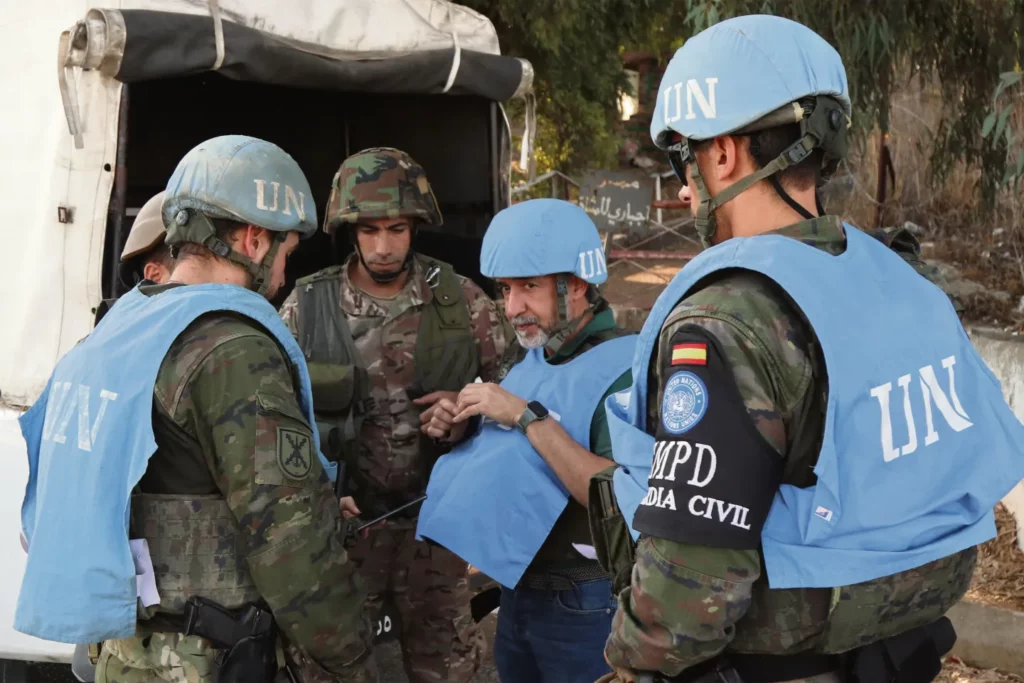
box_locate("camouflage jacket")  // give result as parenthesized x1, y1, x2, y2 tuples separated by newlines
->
(604, 216, 975, 677)
(144, 287, 374, 681)
(279, 254, 507, 511)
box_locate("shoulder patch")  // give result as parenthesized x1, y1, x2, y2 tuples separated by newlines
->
(277, 427, 313, 479)
(660, 370, 709, 434)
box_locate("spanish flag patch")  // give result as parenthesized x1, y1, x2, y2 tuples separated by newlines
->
(671, 343, 707, 366)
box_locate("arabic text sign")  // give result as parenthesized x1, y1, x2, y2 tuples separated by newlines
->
(577, 171, 654, 234)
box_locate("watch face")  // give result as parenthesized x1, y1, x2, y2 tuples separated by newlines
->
(528, 401, 549, 419)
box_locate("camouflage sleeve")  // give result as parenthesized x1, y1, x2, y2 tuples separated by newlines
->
(605, 277, 815, 677)
(462, 278, 509, 383)
(278, 288, 300, 336)
(171, 322, 373, 679)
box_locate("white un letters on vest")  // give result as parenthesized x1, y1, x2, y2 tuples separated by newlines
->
(662, 78, 719, 124)
(40, 382, 118, 452)
(253, 179, 306, 220)
(869, 355, 973, 463)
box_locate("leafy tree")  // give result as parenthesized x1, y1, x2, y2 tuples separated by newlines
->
(461, 0, 653, 173)
(638, 0, 1024, 202)
(472, 0, 1023, 199)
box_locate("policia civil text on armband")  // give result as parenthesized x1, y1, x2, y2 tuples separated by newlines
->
(15, 136, 375, 683)
(590, 16, 1024, 683)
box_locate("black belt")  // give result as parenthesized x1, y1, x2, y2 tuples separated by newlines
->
(729, 652, 840, 682)
(518, 563, 610, 591)
(657, 652, 839, 683)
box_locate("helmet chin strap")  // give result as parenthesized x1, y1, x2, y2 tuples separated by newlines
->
(688, 130, 820, 249)
(169, 209, 282, 298)
(351, 227, 415, 284)
(542, 275, 596, 355)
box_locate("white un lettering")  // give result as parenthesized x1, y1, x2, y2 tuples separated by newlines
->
(40, 382, 119, 453)
(869, 355, 973, 463)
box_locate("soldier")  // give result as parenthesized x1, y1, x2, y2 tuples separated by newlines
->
(279, 147, 506, 683)
(415, 198, 636, 683)
(120, 191, 174, 285)
(15, 135, 375, 683)
(595, 16, 1024, 683)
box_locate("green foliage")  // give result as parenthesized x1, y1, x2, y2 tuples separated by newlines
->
(469, 0, 1023, 201)
(641, 0, 1024, 203)
(461, 0, 653, 174)
(983, 70, 1024, 190)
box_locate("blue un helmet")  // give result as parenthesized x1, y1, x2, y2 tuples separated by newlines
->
(162, 135, 317, 297)
(481, 198, 607, 353)
(651, 15, 852, 247)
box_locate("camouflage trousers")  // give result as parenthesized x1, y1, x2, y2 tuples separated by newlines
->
(598, 674, 841, 683)
(95, 632, 378, 683)
(348, 520, 484, 683)
(95, 633, 217, 683)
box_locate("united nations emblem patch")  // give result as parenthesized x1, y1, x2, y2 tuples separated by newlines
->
(661, 371, 708, 434)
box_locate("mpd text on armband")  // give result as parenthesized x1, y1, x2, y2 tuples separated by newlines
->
(639, 439, 752, 531)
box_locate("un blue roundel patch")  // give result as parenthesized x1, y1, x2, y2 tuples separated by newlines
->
(661, 371, 709, 434)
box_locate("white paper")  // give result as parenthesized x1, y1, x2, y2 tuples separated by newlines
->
(572, 543, 598, 560)
(129, 539, 161, 607)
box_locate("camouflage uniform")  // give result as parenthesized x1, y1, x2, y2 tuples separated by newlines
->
(278, 148, 507, 683)
(97, 295, 375, 683)
(602, 216, 976, 682)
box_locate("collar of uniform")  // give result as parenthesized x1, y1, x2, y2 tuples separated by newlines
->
(338, 253, 431, 319)
(549, 301, 617, 363)
(139, 282, 184, 297)
(769, 214, 845, 250)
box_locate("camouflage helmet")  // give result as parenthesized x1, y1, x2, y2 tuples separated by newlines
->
(323, 147, 442, 233)
(121, 191, 167, 262)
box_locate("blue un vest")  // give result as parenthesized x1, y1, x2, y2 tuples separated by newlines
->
(607, 224, 1024, 589)
(416, 335, 635, 589)
(15, 284, 336, 644)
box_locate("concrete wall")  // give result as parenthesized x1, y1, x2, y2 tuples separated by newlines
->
(968, 328, 1024, 550)
(611, 306, 1024, 546)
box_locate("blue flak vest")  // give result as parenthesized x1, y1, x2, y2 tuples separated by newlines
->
(16, 284, 336, 644)
(607, 224, 1024, 590)
(416, 335, 636, 589)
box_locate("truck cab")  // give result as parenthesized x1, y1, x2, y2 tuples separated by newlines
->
(0, 2, 531, 677)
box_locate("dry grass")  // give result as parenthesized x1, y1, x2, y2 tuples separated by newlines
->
(938, 657, 1024, 683)
(828, 77, 1024, 330)
(965, 504, 1024, 612)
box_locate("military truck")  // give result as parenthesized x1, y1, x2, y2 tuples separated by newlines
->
(0, 1, 532, 678)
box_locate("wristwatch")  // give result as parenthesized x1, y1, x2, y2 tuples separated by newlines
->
(516, 400, 550, 433)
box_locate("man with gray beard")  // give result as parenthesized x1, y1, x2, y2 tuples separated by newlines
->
(419, 199, 635, 683)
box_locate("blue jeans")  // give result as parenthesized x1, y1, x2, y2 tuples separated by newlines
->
(493, 578, 616, 683)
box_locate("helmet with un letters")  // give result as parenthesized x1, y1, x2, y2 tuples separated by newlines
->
(650, 15, 851, 149)
(162, 135, 317, 245)
(481, 199, 608, 285)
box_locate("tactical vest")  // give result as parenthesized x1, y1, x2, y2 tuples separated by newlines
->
(293, 255, 479, 469)
(16, 284, 331, 644)
(130, 494, 260, 617)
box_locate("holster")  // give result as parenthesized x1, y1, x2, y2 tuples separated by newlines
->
(643, 617, 955, 683)
(587, 466, 636, 594)
(182, 596, 277, 683)
(846, 616, 956, 683)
